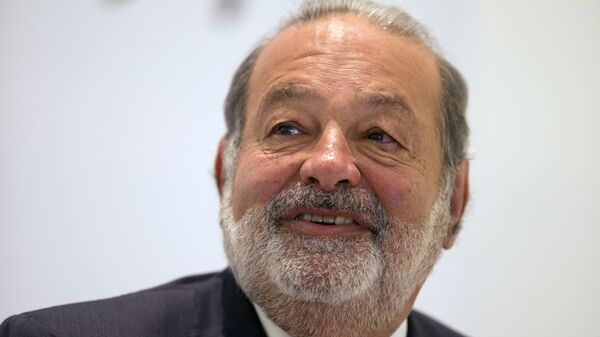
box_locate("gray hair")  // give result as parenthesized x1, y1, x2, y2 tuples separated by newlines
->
(223, 0, 469, 175)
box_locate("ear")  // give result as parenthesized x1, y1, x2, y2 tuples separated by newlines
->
(214, 138, 226, 197)
(443, 160, 470, 250)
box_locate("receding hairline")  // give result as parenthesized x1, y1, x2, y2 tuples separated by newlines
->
(245, 12, 442, 122)
(224, 7, 443, 140)
(223, 1, 469, 178)
(257, 11, 439, 73)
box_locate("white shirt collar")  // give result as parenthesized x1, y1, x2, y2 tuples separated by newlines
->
(253, 303, 408, 337)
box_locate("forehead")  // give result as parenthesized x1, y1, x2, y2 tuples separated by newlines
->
(246, 14, 442, 120)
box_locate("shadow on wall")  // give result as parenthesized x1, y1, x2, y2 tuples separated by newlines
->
(100, 0, 245, 22)
(214, 0, 244, 16)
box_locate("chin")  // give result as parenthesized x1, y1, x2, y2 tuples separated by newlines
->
(220, 180, 451, 337)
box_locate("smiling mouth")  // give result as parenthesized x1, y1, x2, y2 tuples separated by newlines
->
(282, 208, 370, 236)
(294, 213, 355, 225)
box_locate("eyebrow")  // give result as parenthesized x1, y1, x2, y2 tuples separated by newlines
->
(257, 82, 414, 118)
(358, 92, 414, 116)
(258, 83, 322, 111)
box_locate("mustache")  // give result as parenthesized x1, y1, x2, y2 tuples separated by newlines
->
(265, 182, 390, 238)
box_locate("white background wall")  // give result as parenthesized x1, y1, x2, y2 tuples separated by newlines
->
(1, 0, 599, 336)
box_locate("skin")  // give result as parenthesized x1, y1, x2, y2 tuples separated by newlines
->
(215, 13, 469, 336)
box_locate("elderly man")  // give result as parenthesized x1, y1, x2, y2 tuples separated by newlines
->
(1, 0, 469, 336)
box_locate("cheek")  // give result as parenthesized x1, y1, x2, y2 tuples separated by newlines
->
(230, 151, 300, 220)
(361, 166, 432, 223)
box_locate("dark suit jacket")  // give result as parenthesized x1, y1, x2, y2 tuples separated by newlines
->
(1, 269, 466, 337)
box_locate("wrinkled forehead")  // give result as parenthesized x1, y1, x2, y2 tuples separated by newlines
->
(246, 13, 442, 121)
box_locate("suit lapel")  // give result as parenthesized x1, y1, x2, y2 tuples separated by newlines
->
(222, 269, 268, 337)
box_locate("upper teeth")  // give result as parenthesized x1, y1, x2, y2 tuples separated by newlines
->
(298, 214, 354, 225)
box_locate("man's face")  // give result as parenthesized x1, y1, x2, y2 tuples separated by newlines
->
(219, 13, 455, 334)
(232, 14, 444, 227)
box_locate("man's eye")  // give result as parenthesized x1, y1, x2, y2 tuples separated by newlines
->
(272, 123, 302, 136)
(366, 129, 394, 143)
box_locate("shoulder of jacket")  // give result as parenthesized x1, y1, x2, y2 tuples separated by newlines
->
(0, 270, 227, 337)
(408, 310, 468, 337)
(1, 313, 58, 337)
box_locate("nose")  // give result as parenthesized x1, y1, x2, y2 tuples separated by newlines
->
(299, 124, 361, 191)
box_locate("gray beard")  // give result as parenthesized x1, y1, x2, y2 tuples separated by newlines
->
(220, 181, 451, 337)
